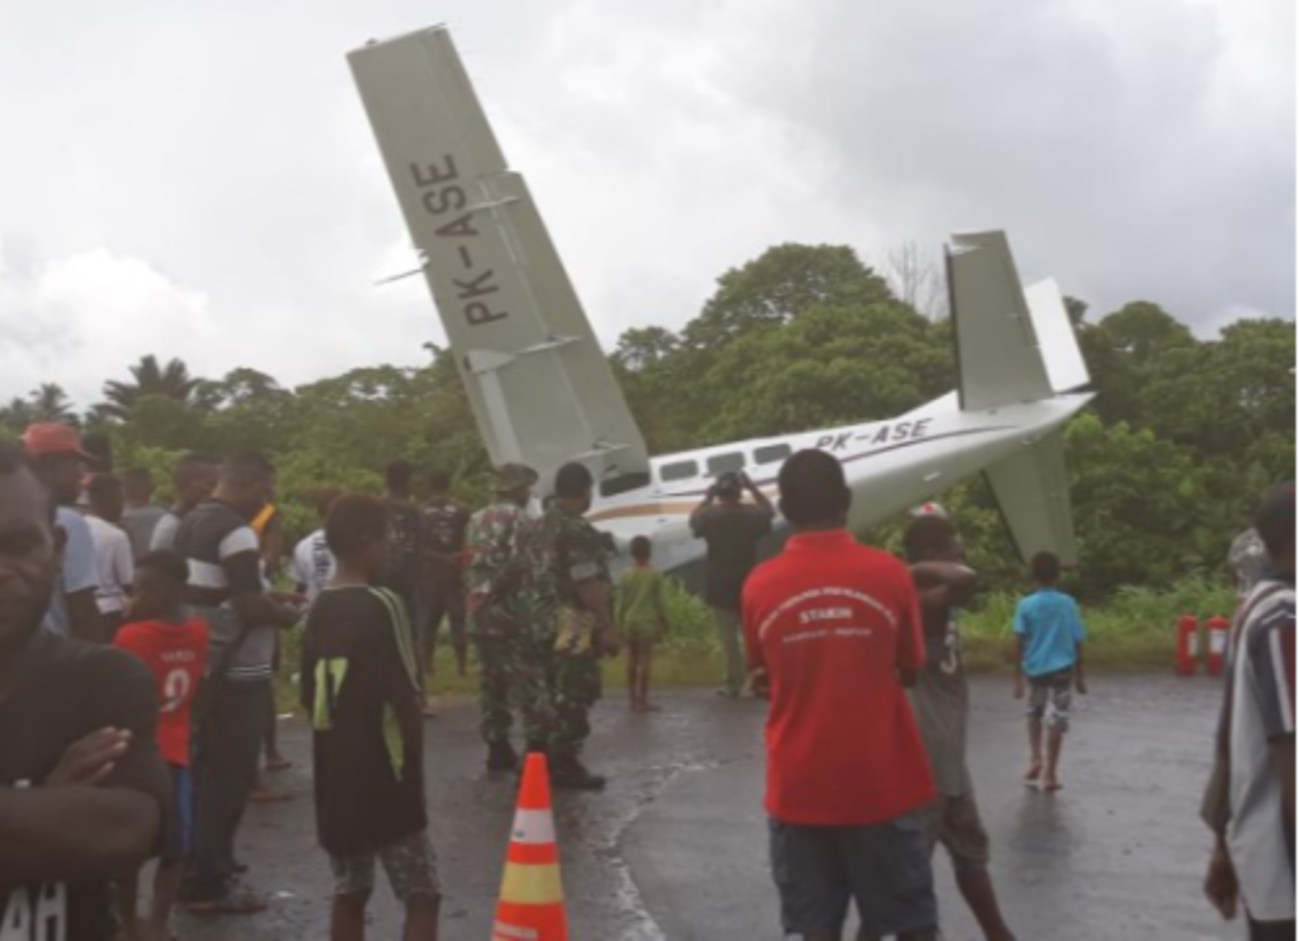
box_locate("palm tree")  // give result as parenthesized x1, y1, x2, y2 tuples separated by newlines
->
(98, 355, 204, 421)
(28, 383, 75, 423)
(0, 396, 34, 435)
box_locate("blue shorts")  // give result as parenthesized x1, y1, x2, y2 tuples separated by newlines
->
(769, 814, 938, 937)
(162, 764, 194, 864)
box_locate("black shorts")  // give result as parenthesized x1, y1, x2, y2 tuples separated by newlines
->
(769, 815, 938, 937)
(1249, 917, 1297, 941)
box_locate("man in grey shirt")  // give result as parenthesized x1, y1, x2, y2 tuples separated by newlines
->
(150, 454, 218, 552)
(904, 511, 1016, 941)
(121, 466, 167, 561)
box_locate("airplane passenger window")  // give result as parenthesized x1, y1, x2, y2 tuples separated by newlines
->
(660, 460, 699, 482)
(600, 472, 652, 498)
(706, 452, 745, 476)
(754, 444, 793, 466)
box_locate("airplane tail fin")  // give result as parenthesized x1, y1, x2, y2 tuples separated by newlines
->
(945, 231, 1089, 412)
(348, 28, 650, 493)
(946, 231, 1090, 565)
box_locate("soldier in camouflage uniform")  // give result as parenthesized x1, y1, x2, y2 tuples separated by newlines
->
(540, 462, 621, 790)
(464, 463, 550, 772)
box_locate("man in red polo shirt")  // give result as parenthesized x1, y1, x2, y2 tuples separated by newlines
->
(743, 449, 939, 941)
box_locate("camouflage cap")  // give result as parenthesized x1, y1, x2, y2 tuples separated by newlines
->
(493, 462, 539, 493)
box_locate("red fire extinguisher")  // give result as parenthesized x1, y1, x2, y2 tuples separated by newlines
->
(1175, 615, 1200, 676)
(1206, 615, 1231, 677)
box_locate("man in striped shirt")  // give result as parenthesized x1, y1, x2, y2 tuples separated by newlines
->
(175, 452, 303, 915)
(1205, 483, 1295, 941)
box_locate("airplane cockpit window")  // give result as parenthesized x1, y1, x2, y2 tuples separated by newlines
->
(660, 460, 699, 483)
(753, 444, 793, 466)
(706, 452, 745, 476)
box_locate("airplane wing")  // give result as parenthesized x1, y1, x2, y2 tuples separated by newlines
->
(348, 28, 651, 493)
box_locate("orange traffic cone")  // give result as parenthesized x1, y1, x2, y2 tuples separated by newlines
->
(492, 753, 568, 940)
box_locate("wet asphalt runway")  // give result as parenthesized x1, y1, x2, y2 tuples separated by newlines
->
(178, 675, 1239, 940)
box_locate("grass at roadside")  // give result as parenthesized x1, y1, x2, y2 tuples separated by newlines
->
(274, 575, 1240, 711)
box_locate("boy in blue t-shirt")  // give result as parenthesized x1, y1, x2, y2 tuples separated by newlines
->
(1013, 551, 1087, 791)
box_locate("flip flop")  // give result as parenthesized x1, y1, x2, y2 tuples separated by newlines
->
(185, 889, 268, 917)
(265, 758, 293, 772)
(247, 788, 293, 803)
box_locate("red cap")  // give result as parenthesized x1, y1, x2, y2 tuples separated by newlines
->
(908, 501, 949, 519)
(22, 423, 94, 460)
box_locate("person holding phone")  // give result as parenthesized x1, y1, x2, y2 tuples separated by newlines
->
(690, 470, 775, 698)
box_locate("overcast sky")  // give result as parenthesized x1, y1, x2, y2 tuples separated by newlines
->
(0, 0, 1292, 408)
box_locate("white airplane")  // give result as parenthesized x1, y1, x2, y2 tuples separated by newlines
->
(347, 27, 1094, 575)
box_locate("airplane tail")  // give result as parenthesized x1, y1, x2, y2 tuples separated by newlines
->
(348, 28, 650, 493)
(945, 231, 1091, 565)
(945, 230, 1089, 411)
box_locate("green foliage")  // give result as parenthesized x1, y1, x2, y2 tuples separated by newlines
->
(683, 243, 893, 349)
(23, 242, 1293, 602)
(698, 303, 953, 442)
(960, 576, 1239, 672)
(658, 575, 718, 648)
(0, 383, 77, 436)
(111, 444, 190, 506)
(97, 355, 204, 422)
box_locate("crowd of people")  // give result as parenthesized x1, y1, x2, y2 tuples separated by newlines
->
(741, 452, 1293, 941)
(0, 424, 629, 939)
(0, 419, 1291, 941)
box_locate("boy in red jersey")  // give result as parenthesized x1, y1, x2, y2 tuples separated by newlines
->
(743, 449, 938, 941)
(113, 550, 210, 941)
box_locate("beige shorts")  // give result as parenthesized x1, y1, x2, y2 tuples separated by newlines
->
(329, 830, 441, 902)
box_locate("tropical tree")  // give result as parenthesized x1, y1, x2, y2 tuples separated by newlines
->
(683, 243, 894, 350)
(97, 355, 204, 421)
(29, 383, 76, 423)
(0, 397, 33, 437)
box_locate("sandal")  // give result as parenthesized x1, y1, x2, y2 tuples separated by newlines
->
(185, 889, 268, 916)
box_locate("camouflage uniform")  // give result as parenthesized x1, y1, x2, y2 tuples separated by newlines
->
(540, 502, 612, 759)
(464, 468, 549, 749)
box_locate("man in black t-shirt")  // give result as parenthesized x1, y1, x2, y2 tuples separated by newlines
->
(0, 441, 168, 940)
(381, 460, 425, 626)
(421, 470, 471, 684)
(175, 452, 301, 914)
(301, 493, 440, 940)
(690, 470, 775, 697)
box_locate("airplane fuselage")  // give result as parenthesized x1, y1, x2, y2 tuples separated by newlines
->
(587, 391, 1093, 576)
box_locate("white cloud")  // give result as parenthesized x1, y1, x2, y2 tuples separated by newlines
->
(0, 248, 215, 404)
(0, 0, 1291, 412)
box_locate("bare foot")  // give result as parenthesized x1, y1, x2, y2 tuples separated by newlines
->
(1043, 778, 1063, 792)
(1023, 761, 1043, 784)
